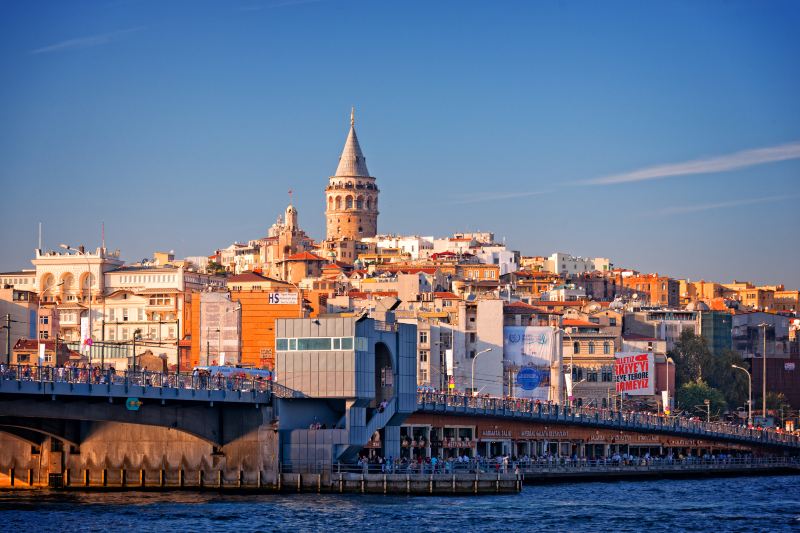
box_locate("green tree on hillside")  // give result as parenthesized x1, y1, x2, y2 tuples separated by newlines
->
(668, 331, 748, 410)
(675, 380, 727, 420)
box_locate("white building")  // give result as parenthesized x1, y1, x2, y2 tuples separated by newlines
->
(472, 244, 520, 276)
(26, 246, 225, 369)
(544, 253, 612, 275)
(540, 284, 587, 302)
(364, 235, 434, 260)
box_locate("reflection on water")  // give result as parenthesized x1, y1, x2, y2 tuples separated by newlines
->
(1, 475, 798, 532)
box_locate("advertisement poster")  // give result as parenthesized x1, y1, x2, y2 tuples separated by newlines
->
(80, 316, 90, 354)
(503, 326, 557, 400)
(445, 349, 454, 377)
(614, 352, 655, 396)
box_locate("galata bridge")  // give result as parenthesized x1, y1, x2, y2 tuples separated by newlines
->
(1, 316, 798, 494)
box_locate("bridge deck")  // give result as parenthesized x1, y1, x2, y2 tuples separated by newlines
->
(417, 393, 800, 451)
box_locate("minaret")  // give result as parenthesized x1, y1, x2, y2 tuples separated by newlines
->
(325, 108, 379, 240)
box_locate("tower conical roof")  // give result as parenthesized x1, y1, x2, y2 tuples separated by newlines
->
(334, 108, 370, 177)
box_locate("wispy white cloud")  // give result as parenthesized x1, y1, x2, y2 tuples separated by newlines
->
(447, 190, 547, 205)
(585, 141, 800, 186)
(655, 194, 799, 216)
(30, 27, 144, 55)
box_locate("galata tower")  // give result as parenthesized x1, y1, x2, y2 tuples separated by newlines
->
(325, 108, 379, 240)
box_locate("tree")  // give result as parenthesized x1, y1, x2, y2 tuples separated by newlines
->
(207, 261, 226, 275)
(707, 349, 748, 411)
(669, 330, 713, 386)
(668, 332, 748, 410)
(675, 380, 726, 419)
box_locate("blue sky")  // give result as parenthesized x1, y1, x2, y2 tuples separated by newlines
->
(1, 0, 798, 287)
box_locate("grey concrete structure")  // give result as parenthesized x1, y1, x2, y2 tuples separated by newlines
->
(274, 306, 417, 467)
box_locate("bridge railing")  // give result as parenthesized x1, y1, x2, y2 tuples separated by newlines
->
(417, 392, 800, 448)
(0, 364, 272, 394)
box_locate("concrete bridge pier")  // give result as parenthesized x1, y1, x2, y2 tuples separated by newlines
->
(0, 408, 280, 489)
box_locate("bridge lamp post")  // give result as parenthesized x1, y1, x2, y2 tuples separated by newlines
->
(470, 347, 493, 397)
(732, 364, 752, 427)
(665, 357, 674, 416)
(758, 322, 769, 421)
(554, 326, 575, 405)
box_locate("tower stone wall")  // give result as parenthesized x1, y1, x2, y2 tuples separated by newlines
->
(325, 110, 379, 240)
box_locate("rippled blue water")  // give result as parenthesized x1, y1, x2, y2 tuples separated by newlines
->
(1, 475, 798, 532)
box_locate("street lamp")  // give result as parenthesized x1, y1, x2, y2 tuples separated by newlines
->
(732, 364, 753, 427)
(555, 326, 575, 404)
(470, 347, 493, 396)
(665, 357, 674, 416)
(758, 322, 769, 421)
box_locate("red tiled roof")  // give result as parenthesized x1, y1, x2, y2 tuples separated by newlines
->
(434, 292, 460, 300)
(504, 301, 549, 314)
(562, 319, 598, 327)
(228, 271, 288, 285)
(14, 338, 62, 351)
(530, 300, 584, 307)
(228, 271, 269, 282)
(348, 290, 399, 299)
(285, 251, 326, 261)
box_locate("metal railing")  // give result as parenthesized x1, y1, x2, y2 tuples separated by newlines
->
(417, 392, 800, 448)
(279, 456, 797, 476)
(0, 364, 272, 394)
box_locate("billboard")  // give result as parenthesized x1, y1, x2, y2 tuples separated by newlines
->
(503, 326, 558, 400)
(268, 292, 298, 305)
(614, 352, 655, 396)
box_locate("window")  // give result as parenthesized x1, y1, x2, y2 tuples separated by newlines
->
(603, 342, 610, 355)
(138, 308, 145, 321)
(276, 337, 354, 351)
(587, 369, 598, 382)
(121, 328, 129, 340)
(419, 331, 428, 344)
(40, 316, 49, 325)
(108, 329, 116, 341)
(419, 368, 428, 382)
(469, 350, 476, 359)
(298, 338, 332, 351)
(602, 367, 613, 382)
(39, 330, 48, 339)
(609, 317, 617, 326)
(573, 341, 580, 354)
(149, 294, 172, 306)
(588, 342, 595, 355)
(419, 350, 428, 362)
(18, 354, 30, 363)
(469, 332, 476, 343)
(122, 308, 129, 321)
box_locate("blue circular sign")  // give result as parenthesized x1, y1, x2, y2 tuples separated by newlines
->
(516, 368, 542, 391)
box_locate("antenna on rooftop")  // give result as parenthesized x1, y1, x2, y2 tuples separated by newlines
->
(38, 222, 42, 250)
